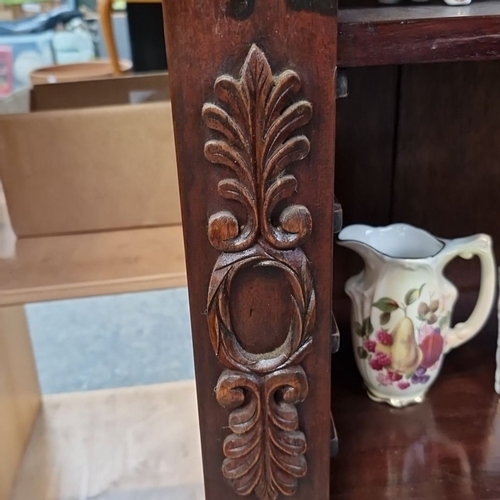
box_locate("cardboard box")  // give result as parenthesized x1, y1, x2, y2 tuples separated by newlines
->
(0, 72, 181, 237)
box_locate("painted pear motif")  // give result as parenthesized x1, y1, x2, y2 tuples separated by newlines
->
(390, 317, 423, 374)
(340, 224, 496, 407)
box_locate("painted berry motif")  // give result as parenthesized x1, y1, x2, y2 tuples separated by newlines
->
(377, 330, 393, 346)
(369, 351, 392, 371)
(411, 365, 431, 384)
(365, 340, 376, 353)
(388, 371, 403, 382)
(355, 284, 449, 391)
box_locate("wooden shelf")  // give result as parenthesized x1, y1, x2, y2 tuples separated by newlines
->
(11, 381, 204, 500)
(338, 0, 500, 67)
(0, 225, 187, 307)
(330, 310, 500, 497)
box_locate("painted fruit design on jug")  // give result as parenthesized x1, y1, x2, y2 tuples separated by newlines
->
(355, 284, 451, 389)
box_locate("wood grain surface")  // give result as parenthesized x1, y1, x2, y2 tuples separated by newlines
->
(0, 306, 41, 500)
(334, 65, 399, 325)
(163, 1, 338, 498)
(0, 102, 180, 237)
(330, 294, 499, 499)
(11, 381, 203, 500)
(394, 61, 500, 291)
(0, 225, 186, 306)
(338, 1, 500, 67)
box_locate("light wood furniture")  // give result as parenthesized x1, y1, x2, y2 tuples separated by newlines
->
(0, 183, 186, 499)
(11, 381, 203, 500)
(0, 306, 41, 500)
(0, 81, 185, 498)
(0, 223, 186, 499)
(0, 225, 186, 307)
(0, 191, 40, 500)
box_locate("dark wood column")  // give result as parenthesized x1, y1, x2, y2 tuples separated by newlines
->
(163, 2, 337, 498)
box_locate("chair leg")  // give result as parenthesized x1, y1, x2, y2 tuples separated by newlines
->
(98, 0, 122, 75)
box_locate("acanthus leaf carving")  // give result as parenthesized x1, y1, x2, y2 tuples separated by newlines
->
(216, 366, 308, 500)
(202, 44, 313, 252)
(204, 44, 315, 499)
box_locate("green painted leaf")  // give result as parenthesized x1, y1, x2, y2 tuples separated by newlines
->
(404, 284, 425, 306)
(357, 347, 368, 359)
(354, 321, 363, 337)
(362, 317, 373, 337)
(380, 312, 391, 325)
(405, 372, 413, 380)
(373, 298, 399, 313)
(438, 313, 451, 328)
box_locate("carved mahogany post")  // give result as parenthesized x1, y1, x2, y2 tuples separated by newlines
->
(163, 2, 337, 498)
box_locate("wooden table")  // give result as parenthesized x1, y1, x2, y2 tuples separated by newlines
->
(161, 1, 500, 499)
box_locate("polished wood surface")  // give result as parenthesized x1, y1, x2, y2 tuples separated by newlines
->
(0, 225, 186, 306)
(332, 60, 500, 496)
(163, 1, 338, 498)
(102, 0, 500, 73)
(338, 1, 500, 67)
(334, 65, 398, 325)
(331, 299, 499, 499)
(393, 61, 500, 291)
(0, 306, 41, 500)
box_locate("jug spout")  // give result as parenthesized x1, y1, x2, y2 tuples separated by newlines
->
(338, 223, 445, 262)
(337, 225, 386, 269)
(337, 239, 384, 270)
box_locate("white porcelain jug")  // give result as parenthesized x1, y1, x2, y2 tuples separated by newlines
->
(338, 224, 496, 407)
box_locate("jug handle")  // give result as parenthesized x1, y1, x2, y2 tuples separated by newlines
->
(440, 234, 496, 353)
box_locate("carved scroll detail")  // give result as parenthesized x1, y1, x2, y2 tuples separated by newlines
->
(204, 44, 314, 499)
(207, 241, 315, 374)
(202, 44, 313, 252)
(217, 367, 308, 500)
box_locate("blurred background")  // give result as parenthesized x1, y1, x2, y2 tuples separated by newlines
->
(0, 0, 167, 96)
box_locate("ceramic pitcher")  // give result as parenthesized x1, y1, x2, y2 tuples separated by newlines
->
(338, 223, 496, 408)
